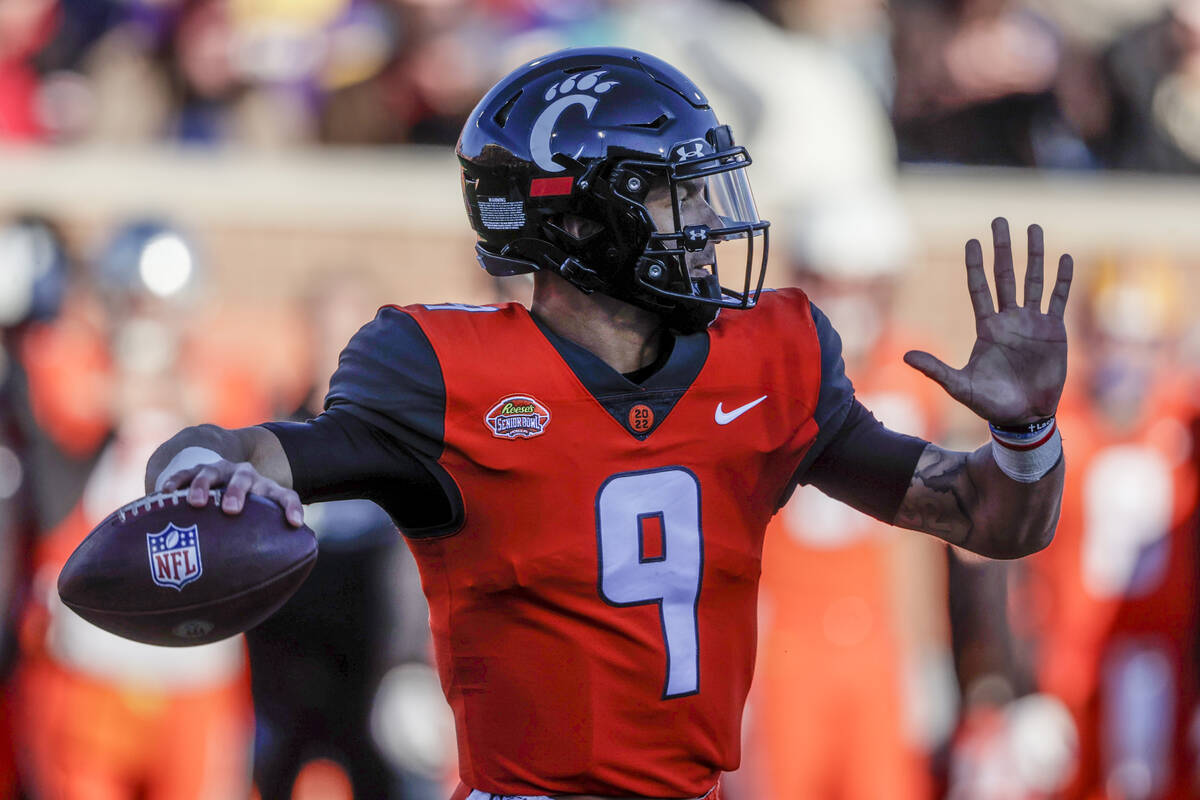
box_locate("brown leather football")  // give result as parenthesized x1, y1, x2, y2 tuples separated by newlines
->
(58, 489, 318, 647)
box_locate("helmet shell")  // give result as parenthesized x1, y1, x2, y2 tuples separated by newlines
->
(456, 47, 769, 331)
(458, 46, 715, 174)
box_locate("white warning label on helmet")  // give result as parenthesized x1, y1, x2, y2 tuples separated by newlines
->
(479, 197, 525, 230)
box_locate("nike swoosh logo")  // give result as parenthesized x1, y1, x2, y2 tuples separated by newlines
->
(715, 395, 768, 425)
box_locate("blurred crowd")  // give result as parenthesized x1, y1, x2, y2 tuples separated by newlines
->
(0, 1, 1199, 800)
(0, 217, 458, 800)
(2, 204, 1195, 800)
(0, 0, 1197, 171)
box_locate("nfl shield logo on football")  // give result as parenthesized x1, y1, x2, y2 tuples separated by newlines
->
(146, 523, 204, 590)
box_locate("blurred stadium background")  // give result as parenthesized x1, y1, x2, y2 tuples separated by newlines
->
(2, 0, 1199, 799)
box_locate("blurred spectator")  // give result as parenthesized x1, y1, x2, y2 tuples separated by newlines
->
(11, 219, 261, 800)
(1102, 0, 1200, 172)
(383, 2, 496, 145)
(246, 269, 452, 800)
(891, 0, 1102, 168)
(0, 0, 58, 140)
(2, 0, 1197, 166)
(0, 0, 938, 156)
(78, 22, 172, 144)
(493, 0, 901, 222)
(1024, 0, 1176, 50)
(1024, 255, 1199, 799)
(0, 213, 75, 800)
(0, 216, 72, 657)
(740, 188, 951, 800)
(768, 0, 897, 108)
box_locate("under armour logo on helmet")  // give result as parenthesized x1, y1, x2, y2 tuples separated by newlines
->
(682, 225, 710, 252)
(674, 140, 708, 161)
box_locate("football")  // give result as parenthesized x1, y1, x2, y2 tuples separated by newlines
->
(58, 488, 318, 647)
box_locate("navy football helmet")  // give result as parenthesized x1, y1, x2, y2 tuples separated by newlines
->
(95, 219, 200, 306)
(457, 47, 769, 332)
(0, 215, 70, 328)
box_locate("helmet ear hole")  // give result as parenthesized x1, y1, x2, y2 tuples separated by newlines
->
(554, 215, 604, 242)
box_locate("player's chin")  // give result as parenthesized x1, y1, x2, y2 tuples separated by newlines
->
(686, 258, 716, 279)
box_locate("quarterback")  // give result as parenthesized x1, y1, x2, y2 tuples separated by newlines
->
(146, 48, 1072, 800)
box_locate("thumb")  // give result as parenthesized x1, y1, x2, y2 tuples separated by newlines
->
(904, 350, 965, 400)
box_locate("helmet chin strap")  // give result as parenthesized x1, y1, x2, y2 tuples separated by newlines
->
(693, 272, 722, 301)
(664, 301, 720, 334)
(621, 257, 726, 333)
(661, 274, 722, 333)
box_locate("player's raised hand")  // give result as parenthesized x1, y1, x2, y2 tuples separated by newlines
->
(903, 218, 1072, 425)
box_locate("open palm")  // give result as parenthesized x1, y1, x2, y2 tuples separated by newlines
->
(904, 218, 1073, 425)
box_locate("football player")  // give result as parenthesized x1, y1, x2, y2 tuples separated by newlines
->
(145, 48, 1073, 800)
(1005, 257, 1199, 799)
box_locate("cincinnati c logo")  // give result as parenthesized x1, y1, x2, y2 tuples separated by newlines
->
(530, 71, 619, 172)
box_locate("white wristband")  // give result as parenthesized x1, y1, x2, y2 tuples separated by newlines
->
(989, 421, 1062, 483)
(154, 446, 223, 492)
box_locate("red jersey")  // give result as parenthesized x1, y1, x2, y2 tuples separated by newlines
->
(318, 289, 852, 796)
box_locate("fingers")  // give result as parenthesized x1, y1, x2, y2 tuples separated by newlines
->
(221, 464, 304, 526)
(1024, 224, 1044, 310)
(1048, 253, 1074, 318)
(261, 484, 305, 527)
(903, 350, 969, 403)
(158, 460, 303, 527)
(991, 217, 1018, 310)
(246, 481, 303, 527)
(187, 463, 225, 507)
(160, 467, 198, 493)
(965, 238, 995, 321)
(222, 463, 256, 513)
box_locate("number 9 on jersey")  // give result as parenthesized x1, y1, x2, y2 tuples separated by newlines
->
(597, 467, 703, 699)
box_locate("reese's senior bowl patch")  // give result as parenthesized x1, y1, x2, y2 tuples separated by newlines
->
(485, 395, 551, 439)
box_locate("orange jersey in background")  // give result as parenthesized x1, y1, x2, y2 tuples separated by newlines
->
(12, 319, 265, 800)
(14, 496, 254, 800)
(1016, 379, 1199, 800)
(751, 332, 942, 800)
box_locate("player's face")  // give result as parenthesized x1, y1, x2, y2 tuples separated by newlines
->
(643, 178, 723, 276)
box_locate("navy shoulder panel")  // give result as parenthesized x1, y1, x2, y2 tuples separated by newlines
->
(791, 301, 857, 479)
(324, 306, 446, 458)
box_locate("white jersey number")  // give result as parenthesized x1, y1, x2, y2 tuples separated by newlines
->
(596, 467, 702, 699)
(1082, 444, 1172, 598)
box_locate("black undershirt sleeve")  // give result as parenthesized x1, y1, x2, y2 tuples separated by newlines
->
(802, 399, 929, 525)
(261, 408, 455, 535)
(781, 301, 928, 525)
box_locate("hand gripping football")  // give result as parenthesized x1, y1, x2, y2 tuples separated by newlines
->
(58, 489, 318, 647)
